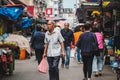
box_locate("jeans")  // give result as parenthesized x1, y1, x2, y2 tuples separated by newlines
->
(76, 48, 82, 62)
(82, 55, 94, 78)
(47, 56, 60, 80)
(61, 47, 71, 66)
(92, 51, 103, 72)
(35, 49, 44, 64)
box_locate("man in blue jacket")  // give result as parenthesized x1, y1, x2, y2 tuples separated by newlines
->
(31, 26, 45, 64)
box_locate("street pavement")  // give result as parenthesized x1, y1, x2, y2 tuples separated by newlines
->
(1, 52, 117, 80)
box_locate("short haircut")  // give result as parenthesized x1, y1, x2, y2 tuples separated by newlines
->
(48, 20, 55, 25)
(74, 25, 81, 32)
(84, 23, 91, 30)
(64, 23, 69, 26)
(36, 26, 42, 31)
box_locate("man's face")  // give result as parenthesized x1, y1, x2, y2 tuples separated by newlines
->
(47, 21, 54, 31)
(64, 23, 69, 30)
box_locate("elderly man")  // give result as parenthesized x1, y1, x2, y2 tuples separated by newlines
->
(43, 21, 65, 80)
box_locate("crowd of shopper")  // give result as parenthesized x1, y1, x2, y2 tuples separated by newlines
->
(30, 19, 105, 80)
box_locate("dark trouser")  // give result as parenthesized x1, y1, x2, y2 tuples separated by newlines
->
(47, 56, 60, 80)
(82, 55, 94, 78)
(35, 49, 44, 64)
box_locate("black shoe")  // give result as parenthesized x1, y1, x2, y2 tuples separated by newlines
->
(94, 74, 99, 77)
(98, 71, 102, 76)
(99, 73, 102, 76)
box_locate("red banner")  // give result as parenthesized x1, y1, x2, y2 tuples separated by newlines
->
(27, 6, 34, 16)
(46, 8, 52, 15)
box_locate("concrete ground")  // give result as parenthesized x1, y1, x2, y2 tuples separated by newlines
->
(1, 55, 117, 80)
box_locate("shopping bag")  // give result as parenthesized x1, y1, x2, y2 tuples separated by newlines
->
(38, 58, 47, 74)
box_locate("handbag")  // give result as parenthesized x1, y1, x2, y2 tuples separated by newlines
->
(38, 58, 47, 74)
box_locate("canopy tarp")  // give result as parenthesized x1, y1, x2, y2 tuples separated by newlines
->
(46, 16, 66, 21)
(0, 6, 24, 20)
(105, 1, 120, 10)
(21, 17, 32, 28)
(103, 1, 110, 7)
(5, 34, 31, 53)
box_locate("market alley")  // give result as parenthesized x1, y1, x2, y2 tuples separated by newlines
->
(1, 55, 117, 80)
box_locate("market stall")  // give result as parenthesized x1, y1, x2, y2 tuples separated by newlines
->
(4, 34, 31, 59)
(0, 41, 17, 76)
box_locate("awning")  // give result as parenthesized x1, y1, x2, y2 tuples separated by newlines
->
(46, 16, 66, 21)
(82, 2, 99, 6)
(10, 0, 27, 6)
(103, 1, 110, 7)
(0, 6, 24, 20)
(105, 1, 120, 10)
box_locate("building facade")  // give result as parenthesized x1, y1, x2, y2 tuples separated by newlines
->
(46, 0, 63, 17)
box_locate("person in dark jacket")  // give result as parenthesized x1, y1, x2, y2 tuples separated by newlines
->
(31, 26, 45, 64)
(76, 23, 96, 80)
(61, 23, 74, 69)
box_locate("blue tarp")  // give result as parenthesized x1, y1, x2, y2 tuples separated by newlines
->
(87, 0, 98, 2)
(0, 6, 24, 20)
(21, 17, 32, 28)
(92, 0, 98, 2)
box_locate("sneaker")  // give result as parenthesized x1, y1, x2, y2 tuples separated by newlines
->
(88, 78, 92, 80)
(98, 72, 102, 76)
(94, 71, 99, 77)
(65, 66, 69, 69)
(77, 62, 81, 64)
(61, 64, 64, 68)
(94, 73, 99, 77)
(80, 61, 83, 64)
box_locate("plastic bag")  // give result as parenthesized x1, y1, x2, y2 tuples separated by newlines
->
(38, 58, 47, 74)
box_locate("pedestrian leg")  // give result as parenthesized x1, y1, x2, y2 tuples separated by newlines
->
(53, 56, 60, 80)
(98, 52, 104, 76)
(61, 55, 65, 68)
(82, 56, 88, 79)
(35, 49, 38, 60)
(92, 56, 99, 76)
(87, 55, 94, 79)
(47, 57, 54, 80)
(65, 47, 70, 68)
(77, 48, 80, 62)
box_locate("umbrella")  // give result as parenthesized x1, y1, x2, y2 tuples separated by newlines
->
(91, 10, 100, 15)
(5, 34, 31, 53)
(56, 21, 66, 27)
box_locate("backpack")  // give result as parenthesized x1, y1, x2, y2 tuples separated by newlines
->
(95, 32, 104, 49)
